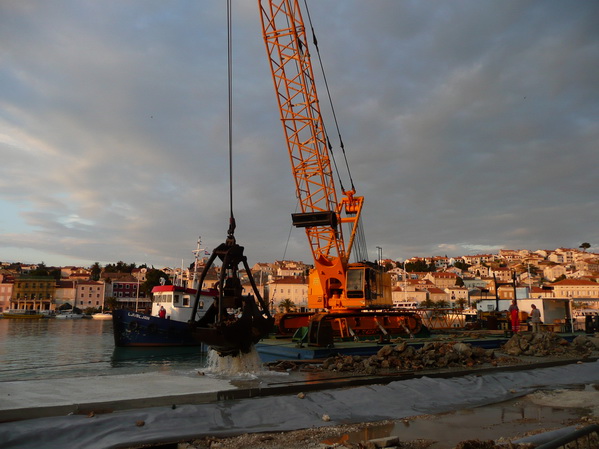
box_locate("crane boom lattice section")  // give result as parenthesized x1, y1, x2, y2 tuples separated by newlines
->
(259, 0, 346, 265)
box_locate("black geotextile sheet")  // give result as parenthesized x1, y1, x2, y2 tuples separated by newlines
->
(1, 360, 598, 449)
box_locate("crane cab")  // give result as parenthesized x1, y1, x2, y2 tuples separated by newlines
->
(308, 263, 393, 311)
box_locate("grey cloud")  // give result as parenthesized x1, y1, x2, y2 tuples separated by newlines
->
(0, 0, 598, 267)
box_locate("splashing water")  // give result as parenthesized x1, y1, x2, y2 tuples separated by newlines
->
(205, 345, 265, 377)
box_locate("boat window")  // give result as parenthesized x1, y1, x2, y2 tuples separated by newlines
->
(173, 294, 180, 304)
(183, 296, 190, 306)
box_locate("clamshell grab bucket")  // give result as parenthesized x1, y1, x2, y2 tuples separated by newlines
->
(190, 239, 273, 357)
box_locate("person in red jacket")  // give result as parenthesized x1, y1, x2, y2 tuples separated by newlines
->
(508, 299, 519, 333)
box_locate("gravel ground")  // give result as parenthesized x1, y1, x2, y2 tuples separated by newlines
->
(178, 413, 599, 449)
(138, 334, 599, 449)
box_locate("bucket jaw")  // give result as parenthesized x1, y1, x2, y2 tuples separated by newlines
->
(190, 238, 273, 357)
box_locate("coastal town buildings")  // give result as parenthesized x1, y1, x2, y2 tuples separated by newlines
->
(74, 280, 106, 311)
(0, 246, 598, 315)
(550, 279, 599, 299)
(267, 276, 308, 313)
(9, 276, 56, 312)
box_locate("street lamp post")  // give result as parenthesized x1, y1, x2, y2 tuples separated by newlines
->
(135, 279, 140, 312)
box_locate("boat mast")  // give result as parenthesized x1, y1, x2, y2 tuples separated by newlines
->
(191, 236, 203, 290)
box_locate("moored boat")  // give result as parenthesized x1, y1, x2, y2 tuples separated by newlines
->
(112, 286, 218, 347)
(2, 309, 46, 319)
(91, 312, 112, 320)
(55, 312, 84, 319)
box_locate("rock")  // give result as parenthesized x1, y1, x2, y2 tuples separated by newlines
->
(454, 440, 498, 449)
(342, 355, 354, 366)
(366, 436, 400, 448)
(322, 414, 330, 422)
(394, 341, 407, 352)
(322, 357, 334, 369)
(377, 345, 394, 358)
(453, 342, 473, 357)
(297, 392, 305, 399)
(587, 336, 599, 349)
(135, 420, 145, 427)
(573, 335, 590, 347)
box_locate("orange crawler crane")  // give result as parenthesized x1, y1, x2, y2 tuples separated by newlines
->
(259, 0, 423, 345)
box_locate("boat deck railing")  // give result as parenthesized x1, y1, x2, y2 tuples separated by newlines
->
(415, 308, 476, 330)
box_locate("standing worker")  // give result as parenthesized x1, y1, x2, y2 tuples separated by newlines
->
(508, 299, 520, 334)
(530, 304, 541, 333)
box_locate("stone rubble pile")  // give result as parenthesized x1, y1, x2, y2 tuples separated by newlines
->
(321, 340, 504, 375)
(502, 333, 598, 357)
(266, 334, 599, 374)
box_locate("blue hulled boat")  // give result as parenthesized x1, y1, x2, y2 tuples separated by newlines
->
(112, 286, 217, 347)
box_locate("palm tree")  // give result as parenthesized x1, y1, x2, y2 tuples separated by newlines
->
(278, 298, 296, 313)
(455, 298, 467, 310)
(421, 298, 435, 308)
(104, 297, 119, 311)
(435, 299, 450, 308)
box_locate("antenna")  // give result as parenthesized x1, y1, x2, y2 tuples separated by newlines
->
(192, 236, 203, 290)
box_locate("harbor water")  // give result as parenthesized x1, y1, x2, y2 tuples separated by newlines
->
(0, 318, 208, 382)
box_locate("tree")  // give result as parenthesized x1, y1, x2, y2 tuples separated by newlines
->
(278, 298, 296, 313)
(554, 274, 567, 282)
(455, 298, 467, 310)
(405, 260, 434, 273)
(29, 262, 49, 276)
(435, 299, 449, 308)
(104, 261, 136, 273)
(580, 242, 591, 252)
(90, 262, 102, 281)
(104, 297, 118, 311)
(421, 298, 435, 308)
(453, 261, 471, 272)
(142, 269, 171, 296)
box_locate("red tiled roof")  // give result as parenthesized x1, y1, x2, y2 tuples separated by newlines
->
(550, 279, 598, 286)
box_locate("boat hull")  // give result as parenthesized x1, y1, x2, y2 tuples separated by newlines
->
(2, 311, 45, 319)
(112, 309, 202, 347)
(55, 313, 84, 319)
(91, 313, 112, 320)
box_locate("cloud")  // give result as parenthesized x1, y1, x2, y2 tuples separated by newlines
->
(0, 0, 598, 268)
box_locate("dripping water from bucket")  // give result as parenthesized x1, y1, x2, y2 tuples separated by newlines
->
(205, 345, 265, 377)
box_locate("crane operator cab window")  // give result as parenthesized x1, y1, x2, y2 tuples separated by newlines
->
(346, 267, 378, 300)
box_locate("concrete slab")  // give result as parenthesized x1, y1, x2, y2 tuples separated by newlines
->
(2, 353, 597, 424)
(0, 372, 237, 422)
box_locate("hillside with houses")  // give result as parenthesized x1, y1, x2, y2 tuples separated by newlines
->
(1, 246, 598, 316)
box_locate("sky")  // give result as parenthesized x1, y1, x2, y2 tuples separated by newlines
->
(1, 0, 598, 270)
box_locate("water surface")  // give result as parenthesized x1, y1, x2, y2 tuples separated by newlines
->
(0, 318, 207, 381)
